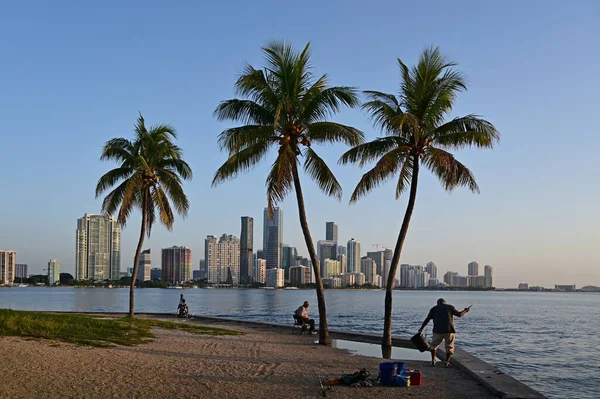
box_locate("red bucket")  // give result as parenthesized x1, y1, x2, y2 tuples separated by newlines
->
(408, 370, 422, 386)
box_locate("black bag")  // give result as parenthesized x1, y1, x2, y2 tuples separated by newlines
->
(410, 333, 430, 352)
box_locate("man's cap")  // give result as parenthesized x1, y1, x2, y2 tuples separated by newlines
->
(437, 298, 446, 305)
(303, 301, 310, 306)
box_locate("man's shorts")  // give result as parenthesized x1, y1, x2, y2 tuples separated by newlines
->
(431, 333, 455, 354)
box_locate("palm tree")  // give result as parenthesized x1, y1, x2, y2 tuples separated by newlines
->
(213, 42, 363, 345)
(340, 47, 499, 347)
(96, 114, 192, 317)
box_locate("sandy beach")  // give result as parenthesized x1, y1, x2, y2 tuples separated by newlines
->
(0, 318, 495, 398)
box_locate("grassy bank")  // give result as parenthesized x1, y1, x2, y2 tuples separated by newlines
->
(0, 309, 240, 347)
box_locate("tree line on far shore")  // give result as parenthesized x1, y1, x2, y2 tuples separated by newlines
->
(95, 41, 499, 348)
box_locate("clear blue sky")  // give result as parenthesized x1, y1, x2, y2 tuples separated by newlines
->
(1, 1, 599, 288)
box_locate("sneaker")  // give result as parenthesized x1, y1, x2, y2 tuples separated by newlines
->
(310, 331, 317, 335)
(444, 361, 451, 368)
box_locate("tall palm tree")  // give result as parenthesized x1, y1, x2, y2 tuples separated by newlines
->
(96, 114, 192, 317)
(213, 41, 363, 345)
(340, 47, 500, 347)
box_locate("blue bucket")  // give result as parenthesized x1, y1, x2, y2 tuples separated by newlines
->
(396, 371, 410, 387)
(395, 362, 406, 373)
(379, 362, 398, 386)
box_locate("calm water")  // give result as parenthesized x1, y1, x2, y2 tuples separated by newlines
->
(1, 288, 598, 399)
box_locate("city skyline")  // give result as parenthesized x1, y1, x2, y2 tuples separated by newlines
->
(2, 3, 599, 289)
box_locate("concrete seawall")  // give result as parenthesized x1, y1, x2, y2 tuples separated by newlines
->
(56, 311, 547, 399)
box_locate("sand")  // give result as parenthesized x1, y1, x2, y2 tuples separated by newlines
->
(0, 319, 495, 398)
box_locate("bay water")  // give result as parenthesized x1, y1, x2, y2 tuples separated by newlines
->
(1, 287, 597, 398)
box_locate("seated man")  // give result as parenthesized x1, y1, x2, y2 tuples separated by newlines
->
(177, 299, 189, 318)
(294, 301, 316, 334)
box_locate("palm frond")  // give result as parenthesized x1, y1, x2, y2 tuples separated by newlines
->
(302, 85, 360, 122)
(214, 99, 274, 125)
(100, 138, 135, 163)
(155, 169, 190, 217)
(216, 125, 277, 154)
(395, 157, 414, 199)
(303, 148, 342, 200)
(95, 167, 133, 198)
(339, 137, 409, 167)
(235, 64, 279, 109)
(151, 185, 175, 230)
(308, 122, 364, 147)
(422, 147, 479, 192)
(349, 147, 410, 203)
(265, 146, 295, 206)
(212, 141, 271, 186)
(157, 158, 193, 181)
(432, 115, 500, 149)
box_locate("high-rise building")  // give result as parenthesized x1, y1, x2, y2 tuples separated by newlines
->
(337, 245, 346, 256)
(266, 268, 284, 288)
(240, 216, 254, 284)
(325, 222, 338, 242)
(0, 250, 16, 285)
(366, 251, 385, 276)
(263, 207, 283, 270)
(15, 264, 28, 282)
(347, 238, 360, 273)
(351, 272, 366, 286)
(484, 265, 493, 288)
(383, 249, 392, 287)
(48, 259, 60, 285)
(161, 246, 192, 284)
(289, 265, 310, 286)
(443, 271, 458, 286)
(414, 270, 430, 288)
(76, 214, 121, 281)
(361, 257, 377, 285)
(198, 259, 206, 280)
(425, 261, 437, 279)
(281, 245, 297, 280)
(206, 234, 240, 284)
(337, 254, 347, 275)
(254, 257, 267, 284)
(468, 261, 479, 276)
(317, 240, 337, 278)
(324, 259, 341, 278)
(150, 268, 161, 280)
(137, 249, 151, 282)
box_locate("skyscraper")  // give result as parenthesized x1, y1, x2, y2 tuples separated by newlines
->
(266, 268, 284, 288)
(281, 245, 297, 280)
(425, 261, 438, 279)
(0, 250, 16, 285)
(484, 265, 493, 288)
(198, 259, 207, 280)
(161, 246, 192, 284)
(137, 249, 151, 282)
(240, 216, 254, 284)
(347, 238, 360, 273)
(366, 251, 385, 276)
(337, 254, 347, 275)
(361, 257, 377, 285)
(468, 261, 479, 276)
(48, 259, 60, 285)
(76, 214, 121, 281)
(317, 240, 337, 278)
(206, 234, 241, 284)
(325, 222, 338, 242)
(15, 264, 28, 282)
(254, 257, 267, 284)
(383, 249, 393, 287)
(263, 207, 283, 269)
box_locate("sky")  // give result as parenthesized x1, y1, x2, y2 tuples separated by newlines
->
(1, 1, 599, 288)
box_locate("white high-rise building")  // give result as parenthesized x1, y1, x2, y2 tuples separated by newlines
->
(484, 265, 493, 288)
(266, 268, 284, 288)
(337, 254, 347, 275)
(48, 259, 60, 285)
(383, 249, 392, 287)
(414, 271, 430, 288)
(0, 250, 17, 285)
(263, 207, 283, 270)
(324, 259, 341, 278)
(351, 272, 366, 286)
(76, 214, 121, 281)
(425, 261, 437, 279)
(255, 258, 267, 284)
(206, 234, 240, 284)
(137, 249, 151, 282)
(347, 238, 360, 273)
(468, 261, 479, 276)
(361, 257, 377, 285)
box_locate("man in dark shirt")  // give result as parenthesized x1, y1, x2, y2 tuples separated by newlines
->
(418, 298, 471, 367)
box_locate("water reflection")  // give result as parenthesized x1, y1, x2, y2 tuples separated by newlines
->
(330, 339, 430, 362)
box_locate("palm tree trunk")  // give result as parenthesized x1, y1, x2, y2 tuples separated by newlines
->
(291, 161, 330, 345)
(382, 156, 420, 347)
(128, 192, 148, 317)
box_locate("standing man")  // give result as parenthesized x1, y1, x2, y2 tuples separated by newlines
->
(418, 298, 471, 367)
(294, 301, 317, 334)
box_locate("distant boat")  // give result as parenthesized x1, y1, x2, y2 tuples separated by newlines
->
(284, 287, 298, 290)
(263, 287, 275, 290)
(17, 284, 28, 288)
